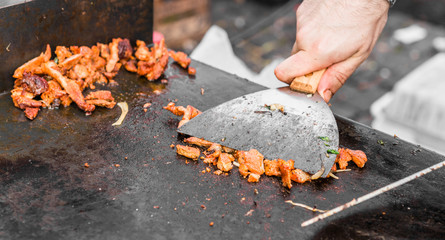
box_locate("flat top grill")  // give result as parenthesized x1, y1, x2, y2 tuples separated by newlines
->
(1, 60, 444, 239)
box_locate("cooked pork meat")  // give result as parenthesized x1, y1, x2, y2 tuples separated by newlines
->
(42, 62, 95, 113)
(264, 159, 282, 177)
(184, 137, 213, 148)
(85, 90, 116, 109)
(217, 153, 234, 172)
(346, 149, 367, 168)
(291, 169, 311, 184)
(279, 159, 295, 189)
(118, 38, 133, 60)
(176, 145, 200, 160)
(169, 50, 191, 69)
(20, 72, 48, 95)
(13, 44, 51, 79)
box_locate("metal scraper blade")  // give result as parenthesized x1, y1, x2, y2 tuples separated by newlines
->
(178, 87, 339, 177)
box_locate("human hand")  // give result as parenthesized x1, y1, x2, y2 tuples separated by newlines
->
(274, 0, 389, 102)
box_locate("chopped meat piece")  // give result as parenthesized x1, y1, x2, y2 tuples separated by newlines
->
(163, 102, 186, 116)
(291, 169, 311, 184)
(146, 52, 168, 81)
(42, 61, 95, 113)
(178, 105, 201, 128)
(137, 60, 154, 76)
(217, 153, 234, 172)
(85, 90, 116, 109)
(222, 146, 235, 153)
(13, 44, 51, 79)
(237, 149, 265, 176)
(123, 59, 138, 72)
(59, 54, 82, 70)
(11, 88, 42, 109)
(188, 67, 196, 75)
(40, 80, 67, 107)
(106, 38, 120, 73)
(248, 173, 261, 183)
(169, 50, 191, 68)
(183, 137, 213, 148)
(346, 149, 367, 168)
(97, 43, 110, 60)
(279, 159, 295, 189)
(24, 107, 39, 120)
(70, 46, 80, 54)
(135, 40, 151, 61)
(203, 143, 222, 165)
(176, 145, 200, 160)
(163, 102, 201, 128)
(60, 95, 72, 107)
(335, 148, 352, 170)
(55, 46, 72, 62)
(117, 38, 133, 60)
(264, 159, 282, 177)
(213, 170, 223, 175)
(20, 72, 48, 95)
(72, 64, 90, 79)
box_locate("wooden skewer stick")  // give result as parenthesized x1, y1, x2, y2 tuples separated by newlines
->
(301, 160, 445, 227)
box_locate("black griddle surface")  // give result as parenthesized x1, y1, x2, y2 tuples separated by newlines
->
(0, 61, 444, 239)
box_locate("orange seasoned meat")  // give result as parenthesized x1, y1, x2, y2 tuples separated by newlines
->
(163, 102, 201, 128)
(178, 105, 201, 128)
(24, 107, 40, 120)
(135, 40, 151, 61)
(188, 67, 196, 75)
(123, 59, 138, 73)
(176, 145, 200, 160)
(169, 50, 191, 69)
(42, 62, 95, 113)
(203, 143, 222, 165)
(279, 159, 294, 189)
(85, 90, 116, 109)
(59, 54, 82, 70)
(40, 81, 67, 107)
(184, 137, 213, 148)
(11, 88, 42, 110)
(336, 148, 352, 170)
(237, 149, 265, 176)
(106, 38, 120, 73)
(264, 159, 281, 177)
(236, 149, 265, 182)
(346, 149, 367, 168)
(248, 173, 261, 183)
(163, 102, 186, 116)
(55, 46, 72, 62)
(291, 169, 311, 184)
(13, 44, 51, 79)
(217, 153, 234, 172)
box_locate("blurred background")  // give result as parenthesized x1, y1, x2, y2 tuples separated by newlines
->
(154, 0, 445, 154)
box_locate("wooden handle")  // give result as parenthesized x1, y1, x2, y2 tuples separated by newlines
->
(289, 68, 326, 94)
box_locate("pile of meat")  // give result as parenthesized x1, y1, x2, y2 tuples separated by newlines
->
(164, 102, 368, 189)
(11, 38, 194, 120)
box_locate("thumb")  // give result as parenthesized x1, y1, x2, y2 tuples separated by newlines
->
(317, 56, 364, 102)
(274, 50, 329, 84)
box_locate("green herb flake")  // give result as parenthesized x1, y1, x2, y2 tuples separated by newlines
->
(377, 140, 385, 145)
(54, 57, 59, 65)
(319, 136, 330, 141)
(327, 149, 339, 154)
